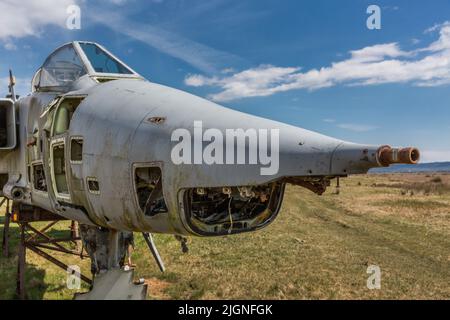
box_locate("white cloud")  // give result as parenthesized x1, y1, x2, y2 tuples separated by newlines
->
(323, 119, 378, 132)
(3, 41, 17, 51)
(424, 21, 450, 34)
(349, 43, 410, 62)
(419, 150, 450, 163)
(337, 123, 378, 132)
(108, 0, 128, 4)
(185, 22, 450, 101)
(0, 0, 79, 41)
(185, 65, 301, 100)
(107, 0, 162, 5)
(0, 1, 240, 78)
(383, 6, 399, 11)
(221, 68, 236, 74)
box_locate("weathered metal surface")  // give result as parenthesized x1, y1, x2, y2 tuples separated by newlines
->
(74, 268, 147, 300)
(79, 225, 133, 273)
(0, 41, 420, 237)
(0, 41, 419, 299)
(11, 203, 67, 222)
(0, 41, 421, 298)
(77, 226, 147, 300)
(377, 145, 420, 166)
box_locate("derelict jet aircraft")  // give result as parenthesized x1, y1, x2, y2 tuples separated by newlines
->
(0, 41, 419, 299)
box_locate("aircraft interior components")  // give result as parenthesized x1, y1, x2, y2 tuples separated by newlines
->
(183, 182, 285, 236)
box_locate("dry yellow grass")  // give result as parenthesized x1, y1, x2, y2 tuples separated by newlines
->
(1, 173, 449, 299)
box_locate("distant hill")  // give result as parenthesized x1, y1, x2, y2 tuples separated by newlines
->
(370, 162, 450, 173)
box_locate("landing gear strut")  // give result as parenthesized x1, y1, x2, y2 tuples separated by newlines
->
(75, 226, 147, 300)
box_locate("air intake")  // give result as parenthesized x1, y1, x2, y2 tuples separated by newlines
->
(0, 99, 16, 150)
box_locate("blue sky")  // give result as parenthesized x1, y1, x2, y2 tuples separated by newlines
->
(1, 0, 449, 162)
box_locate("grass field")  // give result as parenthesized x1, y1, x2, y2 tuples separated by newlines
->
(1, 173, 449, 300)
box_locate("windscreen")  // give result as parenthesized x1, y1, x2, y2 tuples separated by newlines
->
(79, 42, 133, 74)
(39, 44, 86, 88)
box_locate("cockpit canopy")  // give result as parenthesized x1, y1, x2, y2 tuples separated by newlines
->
(33, 41, 141, 92)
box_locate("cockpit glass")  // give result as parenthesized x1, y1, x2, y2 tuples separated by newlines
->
(39, 44, 86, 88)
(79, 43, 133, 74)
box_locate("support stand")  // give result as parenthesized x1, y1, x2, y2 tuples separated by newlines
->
(10, 203, 91, 299)
(1, 197, 11, 257)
